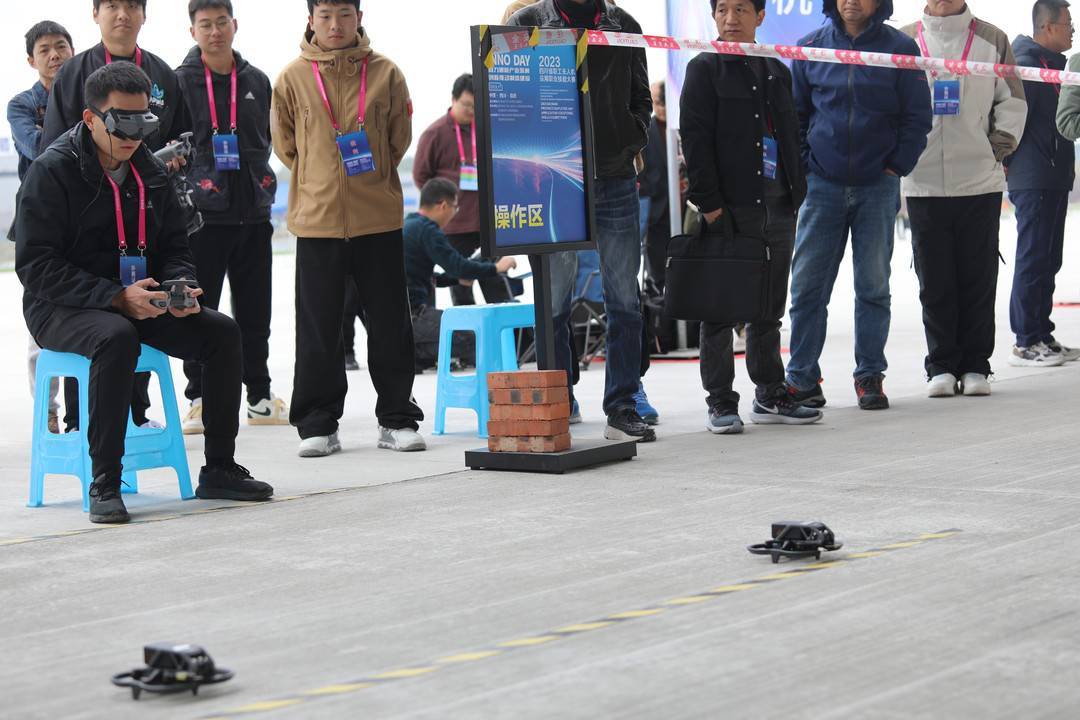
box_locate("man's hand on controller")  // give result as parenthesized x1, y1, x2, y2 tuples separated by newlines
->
(112, 278, 168, 320)
(495, 257, 517, 273)
(169, 285, 203, 318)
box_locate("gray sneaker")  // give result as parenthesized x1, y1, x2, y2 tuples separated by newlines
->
(706, 408, 744, 435)
(88, 481, 130, 524)
(378, 426, 427, 452)
(298, 432, 342, 458)
(1046, 341, 1080, 362)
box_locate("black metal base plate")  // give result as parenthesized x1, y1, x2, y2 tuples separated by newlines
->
(465, 439, 638, 474)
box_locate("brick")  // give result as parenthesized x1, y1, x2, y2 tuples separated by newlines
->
(488, 419, 571, 437)
(488, 387, 570, 406)
(489, 402, 572, 422)
(488, 433, 573, 454)
(487, 370, 568, 390)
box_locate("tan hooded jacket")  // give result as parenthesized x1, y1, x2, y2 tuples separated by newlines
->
(271, 29, 412, 239)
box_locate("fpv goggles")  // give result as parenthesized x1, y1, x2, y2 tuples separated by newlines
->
(92, 107, 160, 141)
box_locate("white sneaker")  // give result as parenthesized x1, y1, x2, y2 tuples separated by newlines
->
(733, 326, 747, 354)
(1046, 341, 1080, 362)
(182, 400, 204, 435)
(927, 373, 958, 398)
(248, 395, 290, 426)
(298, 432, 342, 458)
(140, 419, 165, 430)
(960, 373, 992, 396)
(1008, 343, 1066, 368)
(378, 426, 427, 452)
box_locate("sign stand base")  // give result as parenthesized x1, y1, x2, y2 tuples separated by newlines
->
(465, 438, 637, 474)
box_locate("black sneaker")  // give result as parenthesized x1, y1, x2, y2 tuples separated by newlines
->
(750, 395, 824, 425)
(604, 408, 657, 443)
(196, 463, 274, 501)
(786, 381, 827, 409)
(345, 353, 361, 372)
(855, 374, 890, 410)
(89, 479, 130, 524)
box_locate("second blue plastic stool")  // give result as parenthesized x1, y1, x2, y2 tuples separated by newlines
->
(433, 303, 535, 438)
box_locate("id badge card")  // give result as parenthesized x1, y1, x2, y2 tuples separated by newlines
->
(119, 255, 147, 287)
(459, 164, 479, 192)
(933, 79, 961, 116)
(336, 130, 376, 176)
(762, 136, 778, 180)
(212, 133, 240, 171)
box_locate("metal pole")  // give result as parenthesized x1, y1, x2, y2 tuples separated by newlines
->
(530, 254, 558, 372)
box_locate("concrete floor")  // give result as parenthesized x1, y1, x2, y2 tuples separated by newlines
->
(2, 215, 1080, 719)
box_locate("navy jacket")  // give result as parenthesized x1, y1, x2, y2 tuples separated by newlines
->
(1006, 35, 1075, 192)
(403, 213, 497, 313)
(793, 0, 932, 185)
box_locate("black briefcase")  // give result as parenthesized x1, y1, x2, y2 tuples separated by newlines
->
(663, 214, 771, 325)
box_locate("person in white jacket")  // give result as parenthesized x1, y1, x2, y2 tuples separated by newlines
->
(900, 0, 1027, 398)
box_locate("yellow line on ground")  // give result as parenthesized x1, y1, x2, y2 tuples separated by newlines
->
(847, 551, 886, 559)
(758, 571, 811, 580)
(709, 584, 759, 593)
(498, 636, 559, 648)
(373, 667, 439, 679)
(437, 650, 502, 664)
(556, 622, 615, 633)
(663, 595, 713, 606)
(607, 609, 666, 619)
(880, 541, 923, 549)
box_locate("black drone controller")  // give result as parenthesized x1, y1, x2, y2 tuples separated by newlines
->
(150, 280, 200, 311)
(153, 132, 204, 236)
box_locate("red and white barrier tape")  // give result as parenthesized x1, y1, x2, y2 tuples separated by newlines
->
(485, 27, 1080, 87)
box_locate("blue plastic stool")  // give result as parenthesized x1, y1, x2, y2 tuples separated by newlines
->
(434, 303, 536, 438)
(29, 345, 194, 511)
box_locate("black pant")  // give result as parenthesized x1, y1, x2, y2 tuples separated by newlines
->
(700, 202, 795, 411)
(412, 305, 475, 371)
(342, 279, 366, 357)
(36, 307, 242, 480)
(292, 232, 424, 438)
(908, 193, 1002, 378)
(446, 232, 511, 306)
(183, 222, 274, 404)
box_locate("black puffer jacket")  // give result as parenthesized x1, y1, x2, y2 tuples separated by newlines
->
(175, 46, 277, 225)
(15, 124, 196, 337)
(506, 0, 652, 179)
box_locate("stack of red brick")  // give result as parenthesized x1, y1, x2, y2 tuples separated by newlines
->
(487, 371, 572, 453)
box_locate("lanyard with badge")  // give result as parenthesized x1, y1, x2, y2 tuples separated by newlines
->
(917, 20, 976, 116)
(204, 60, 240, 170)
(105, 46, 143, 67)
(454, 115, 478, 192)
(762, 114, 778, 181)
(312, 57, 375, 176)
(107, 165, 149, 287)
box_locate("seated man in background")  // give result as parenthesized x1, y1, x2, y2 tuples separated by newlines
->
(15, 63, 272, 524)
(405, 178, 517, 370)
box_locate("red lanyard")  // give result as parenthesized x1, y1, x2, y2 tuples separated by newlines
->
(311, 57, 369, 136)
(105, 164, 146, 256)
(203, 60, 238, 134)
(1041, 58, 1062, 96)
(917, 20, 976, 78)
(453, 115, 477, 166)
(104, 46, 143, 67)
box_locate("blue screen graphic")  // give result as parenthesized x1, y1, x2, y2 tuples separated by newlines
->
(488, 42, 588, 249)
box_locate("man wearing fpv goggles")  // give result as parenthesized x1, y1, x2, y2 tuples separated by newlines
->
(15, 63, 273, 524)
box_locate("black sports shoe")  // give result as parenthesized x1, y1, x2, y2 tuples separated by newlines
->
(604, 408, 657, 443)
(855, 374, 890, 410)
(196, 463, 274, 501)
(786, 382, 827, 408)
(750, 395, 824, 425)
(88, 479, 130, 524)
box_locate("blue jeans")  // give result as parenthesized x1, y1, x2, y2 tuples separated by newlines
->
(550, 177, 642, 415)
(1009, 190, 1068, 348)
(786, 173, 900, 390)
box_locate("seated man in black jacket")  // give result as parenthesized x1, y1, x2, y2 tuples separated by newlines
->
(681, 0, 822, 434)
(405, 178, 517, 370)
(16, 63, 272, 524)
